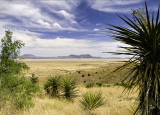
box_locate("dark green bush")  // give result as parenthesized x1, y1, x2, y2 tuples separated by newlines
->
(0, 75, 40, 110)
(44, 75, 61, 97)
(85, 83, 94, 88)
(96, 82, 103, 87)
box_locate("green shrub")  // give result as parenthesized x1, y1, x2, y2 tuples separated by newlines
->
(30, 73, 38, 84)
(44, 75, 61, 97)
(61, 76, 78, 100)
(85, 83, 94, 88)
(96, 82, 103, 87)
(0, 75, 40, 110)
(80, 92, 105, 113)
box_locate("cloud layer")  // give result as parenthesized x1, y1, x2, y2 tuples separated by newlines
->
(88, 0, 144, 13)
(11, 29, 124, 57)
(0, 0, 80, 32)
(0, 0, 150, 57)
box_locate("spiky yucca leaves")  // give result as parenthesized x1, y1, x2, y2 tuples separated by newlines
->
(108, 2, 160, 115)
(61, 76, 78, 100)
(30, 73, 38, 84)
(80, 92, 105, 113)
(44, 76, 61, 97)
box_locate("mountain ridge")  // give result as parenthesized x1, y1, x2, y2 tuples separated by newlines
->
(18, 54, 101, 59)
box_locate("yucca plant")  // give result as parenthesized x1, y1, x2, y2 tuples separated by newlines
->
(30, 73, 38, 84)
(61, 76, 78, 100)
(107, 2, 160, 114)
(80, 92, 105, 114)
(44, 75, 61, 97)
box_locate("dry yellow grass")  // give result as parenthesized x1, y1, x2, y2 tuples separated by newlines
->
(23, 59, 128, 84)
(23, 86, 137, 115)
(0, 59, 138, 115)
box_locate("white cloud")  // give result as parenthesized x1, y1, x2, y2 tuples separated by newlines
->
(38, 1, 74, 11)
(94, 28, 100, 31)
(54, 10, 77, 24)
(37, 19, 50, 27)
(0, 1, 48, 21)
(0, 0, 80, 32)
(88, 0, 144, 13)
(53, 23, 62, 29)
(55, 10, 74, 19)
(52, 23, 77, 31)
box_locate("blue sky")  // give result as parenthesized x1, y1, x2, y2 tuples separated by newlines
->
(0, 0, 159, 57)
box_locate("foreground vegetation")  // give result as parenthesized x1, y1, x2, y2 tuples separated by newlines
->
(0, 86, 138, 115)
(0, 57, 138, 114)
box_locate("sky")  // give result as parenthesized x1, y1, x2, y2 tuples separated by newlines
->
(0, 0, 159, 58)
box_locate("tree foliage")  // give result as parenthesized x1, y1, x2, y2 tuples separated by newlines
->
(108, 2, 160, 115)
(0, 30, 39, 111)
(0, 30, 28, 75)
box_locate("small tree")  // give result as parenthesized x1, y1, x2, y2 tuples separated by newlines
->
(0, 30, 39, 111)
(0, 30, 28, 75)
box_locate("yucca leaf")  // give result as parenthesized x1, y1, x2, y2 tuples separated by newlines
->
(108, 1, 160, 114)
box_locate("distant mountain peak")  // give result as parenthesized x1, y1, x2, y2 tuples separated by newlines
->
(68, 54, 93, 58)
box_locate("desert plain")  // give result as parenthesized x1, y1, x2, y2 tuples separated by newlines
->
(1, 59, 138, 115)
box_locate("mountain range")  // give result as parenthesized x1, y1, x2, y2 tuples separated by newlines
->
(18, 54, 101, 59)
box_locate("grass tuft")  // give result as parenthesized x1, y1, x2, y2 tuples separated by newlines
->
(85, 83, 94, 88)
